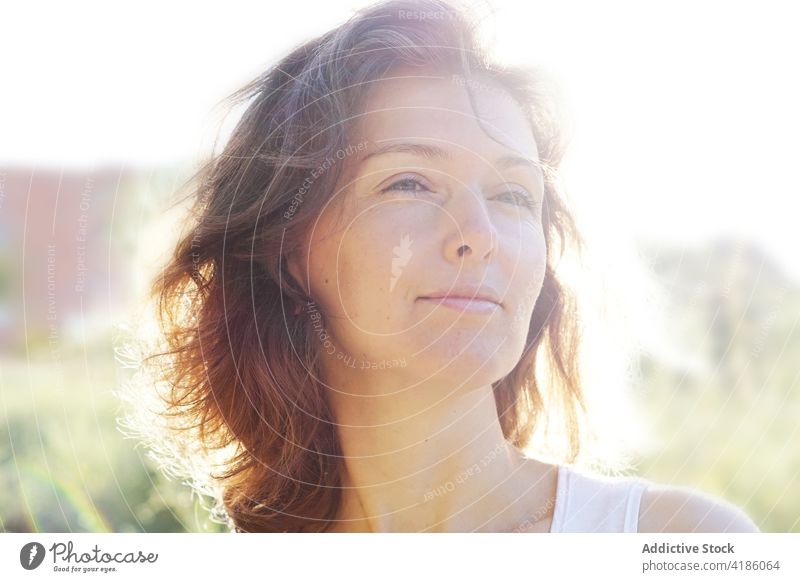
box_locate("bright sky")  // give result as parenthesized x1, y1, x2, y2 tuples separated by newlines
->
(2, 0, 798, 282)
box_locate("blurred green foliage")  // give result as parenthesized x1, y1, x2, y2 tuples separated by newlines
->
(636, 238, 800, 533)
(0, 340, 226, 533)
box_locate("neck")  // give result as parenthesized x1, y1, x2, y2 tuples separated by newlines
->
(323, 364, 550, 532)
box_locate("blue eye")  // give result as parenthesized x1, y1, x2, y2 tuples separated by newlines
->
(381, 176, 430, 195)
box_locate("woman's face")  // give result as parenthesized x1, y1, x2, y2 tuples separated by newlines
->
(289, 65, 547, 393)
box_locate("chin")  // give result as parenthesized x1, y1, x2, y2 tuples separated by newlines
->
(414, 339, 515, 384)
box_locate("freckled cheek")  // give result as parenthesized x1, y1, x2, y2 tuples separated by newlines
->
(321, 224, 410, 317)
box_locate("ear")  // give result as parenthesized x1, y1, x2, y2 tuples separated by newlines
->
(284, 248, 308, 296)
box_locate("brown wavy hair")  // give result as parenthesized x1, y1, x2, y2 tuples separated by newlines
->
(137, 0, 588, 532)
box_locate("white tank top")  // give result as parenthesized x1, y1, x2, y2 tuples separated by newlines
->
(549, 464, 649, 532)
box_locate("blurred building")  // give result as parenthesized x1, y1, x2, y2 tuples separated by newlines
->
(0, 167, 140, 351)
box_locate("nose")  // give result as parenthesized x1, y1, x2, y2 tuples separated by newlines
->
(441, 187, 498, 263)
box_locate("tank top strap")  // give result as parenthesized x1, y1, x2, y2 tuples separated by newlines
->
(549, 464, 648, 532)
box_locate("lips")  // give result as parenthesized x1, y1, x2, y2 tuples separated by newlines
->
(417, 285, 502, 307)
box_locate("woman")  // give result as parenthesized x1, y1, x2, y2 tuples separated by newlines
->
(127, 0, 759, 533)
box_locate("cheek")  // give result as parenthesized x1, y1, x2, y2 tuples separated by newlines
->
(499, 211, 545, 263)
(308, 204, 422, 331)
(506, 223, 547, 329)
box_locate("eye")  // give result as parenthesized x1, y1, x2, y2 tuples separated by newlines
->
(494, 187, 541, 209)
(380, 175, 431, 195)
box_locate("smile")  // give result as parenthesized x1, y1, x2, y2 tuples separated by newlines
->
(416, 296, 501, 314)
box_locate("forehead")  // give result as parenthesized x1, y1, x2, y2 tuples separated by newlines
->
(353, 65, 539, 161)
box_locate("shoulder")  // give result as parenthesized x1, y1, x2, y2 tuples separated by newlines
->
(637, 482, 760, 533)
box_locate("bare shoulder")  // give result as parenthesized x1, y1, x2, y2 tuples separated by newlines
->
(637, 482, 760, 533)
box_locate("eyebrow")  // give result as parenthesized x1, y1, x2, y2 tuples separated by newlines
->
(357, 141, 543, 172)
